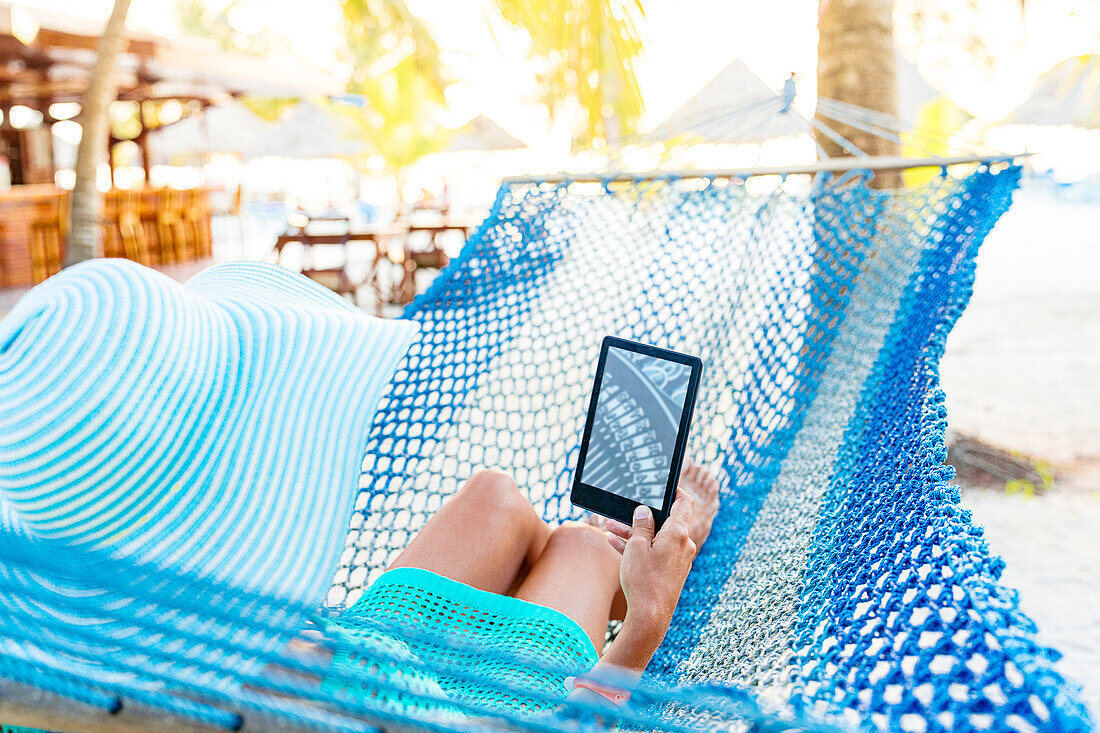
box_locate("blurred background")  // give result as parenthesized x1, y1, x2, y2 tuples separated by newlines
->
(0, 0, 1094, 715)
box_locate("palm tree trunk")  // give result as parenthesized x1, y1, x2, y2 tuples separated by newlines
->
(65, 0, 133, 267)
(815, 0, 900, 186)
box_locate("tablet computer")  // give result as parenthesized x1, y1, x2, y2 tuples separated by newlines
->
(570, 336, 703, 530)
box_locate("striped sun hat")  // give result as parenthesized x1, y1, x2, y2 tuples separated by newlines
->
(0, 259, 419, 682)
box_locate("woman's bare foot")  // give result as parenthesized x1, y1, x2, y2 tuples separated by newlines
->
(678, 461, 720, 554)
(603, 461, 721, 556)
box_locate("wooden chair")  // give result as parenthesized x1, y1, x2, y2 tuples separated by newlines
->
(300, 217, 357, 300)
(395, 223, 458, 304)
(182, 189, 213, 259)
(156, 188, 190, 263)
(275, 214, 372, 306)
(28, 199, 64, 284)
(117, 191, 152, 265)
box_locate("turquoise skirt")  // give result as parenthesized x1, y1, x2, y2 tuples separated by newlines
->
(320, 567, 599, 718)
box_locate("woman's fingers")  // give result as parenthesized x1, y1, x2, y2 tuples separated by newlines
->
(607, 532, 627, 555)
(605, 518, 633, 541)
(664, 490, 697, 557)
(630, 505, 656, 544)
(669, 489, 695, 528)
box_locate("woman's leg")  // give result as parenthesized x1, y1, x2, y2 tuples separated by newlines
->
(386, 469, 552, 595)
(512, 522, 622, 653)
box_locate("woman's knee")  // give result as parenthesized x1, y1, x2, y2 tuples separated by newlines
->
(459, 469, 535, 522)
(545, 522, 620, 567)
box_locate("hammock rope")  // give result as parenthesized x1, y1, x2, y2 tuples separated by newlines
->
(623, 74, 962, 159)
(329, 161, 1089, 731)
(0, 159, 1092, 733)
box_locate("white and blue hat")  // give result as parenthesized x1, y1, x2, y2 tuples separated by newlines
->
(0, 259, 418, 684)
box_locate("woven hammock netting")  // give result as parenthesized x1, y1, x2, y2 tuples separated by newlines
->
(327, 163, 1089, 731)
(0, 162, 1092, 733)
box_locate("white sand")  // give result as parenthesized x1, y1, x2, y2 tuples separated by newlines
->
(942, 187, 1100, 477)
(960, 489, 1100, 719)
(944, 183, 1100, 720)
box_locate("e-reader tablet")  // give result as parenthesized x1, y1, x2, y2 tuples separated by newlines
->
(570, 336, 703, 530)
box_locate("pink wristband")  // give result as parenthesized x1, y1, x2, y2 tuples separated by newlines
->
(566, 674, 631, 705)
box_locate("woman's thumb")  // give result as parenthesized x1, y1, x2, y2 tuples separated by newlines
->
(631, 504, 655, 543)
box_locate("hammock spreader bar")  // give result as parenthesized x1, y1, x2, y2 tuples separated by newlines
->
(502, 153, 1024, 184)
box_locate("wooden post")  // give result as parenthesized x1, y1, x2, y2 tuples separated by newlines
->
(107, 135, 119, 189)
(815, 0, 902, 188)
(136, 100, 151, 184)
(65, 0, 134, 266)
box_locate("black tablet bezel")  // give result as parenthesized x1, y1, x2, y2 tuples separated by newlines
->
(570, 336, 703, 530)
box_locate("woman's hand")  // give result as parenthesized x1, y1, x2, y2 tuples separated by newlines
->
(604, 490, 696, 658)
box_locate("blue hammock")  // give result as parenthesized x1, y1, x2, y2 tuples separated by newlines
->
(0, 161, 1091, 732)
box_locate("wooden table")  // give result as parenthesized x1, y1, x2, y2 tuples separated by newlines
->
(273, 219, 481, 311)
(273, 222, 407, 314)
(396, 221, 479, 304)
(272, 225, 407, 251)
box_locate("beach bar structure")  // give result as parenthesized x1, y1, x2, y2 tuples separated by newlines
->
(0, 3, 341, 287)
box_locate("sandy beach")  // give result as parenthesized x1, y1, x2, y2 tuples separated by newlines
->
(944, 183, 1100, 718)
(942, 185, 1100, 479)
(961, 490, 1100, 715)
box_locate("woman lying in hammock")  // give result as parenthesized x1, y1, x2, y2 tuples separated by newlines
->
(308, 462, 720, 716)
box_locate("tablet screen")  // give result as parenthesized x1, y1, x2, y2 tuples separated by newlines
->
(579, 345, 693, 508)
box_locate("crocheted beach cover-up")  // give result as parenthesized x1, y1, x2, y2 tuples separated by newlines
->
(321, 567, 599, 715)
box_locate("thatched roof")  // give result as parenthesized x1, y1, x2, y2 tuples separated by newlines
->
(150, 101, 365, 164)
(646, 59, 807, 144)
(1001, 55, 1100, 128)
(896, 54, 943, 127)
(445, 114, 525, 152)
(0, 2, 342, 105)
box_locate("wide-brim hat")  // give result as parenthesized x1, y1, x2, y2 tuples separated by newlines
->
(0, 259, 419, 686)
